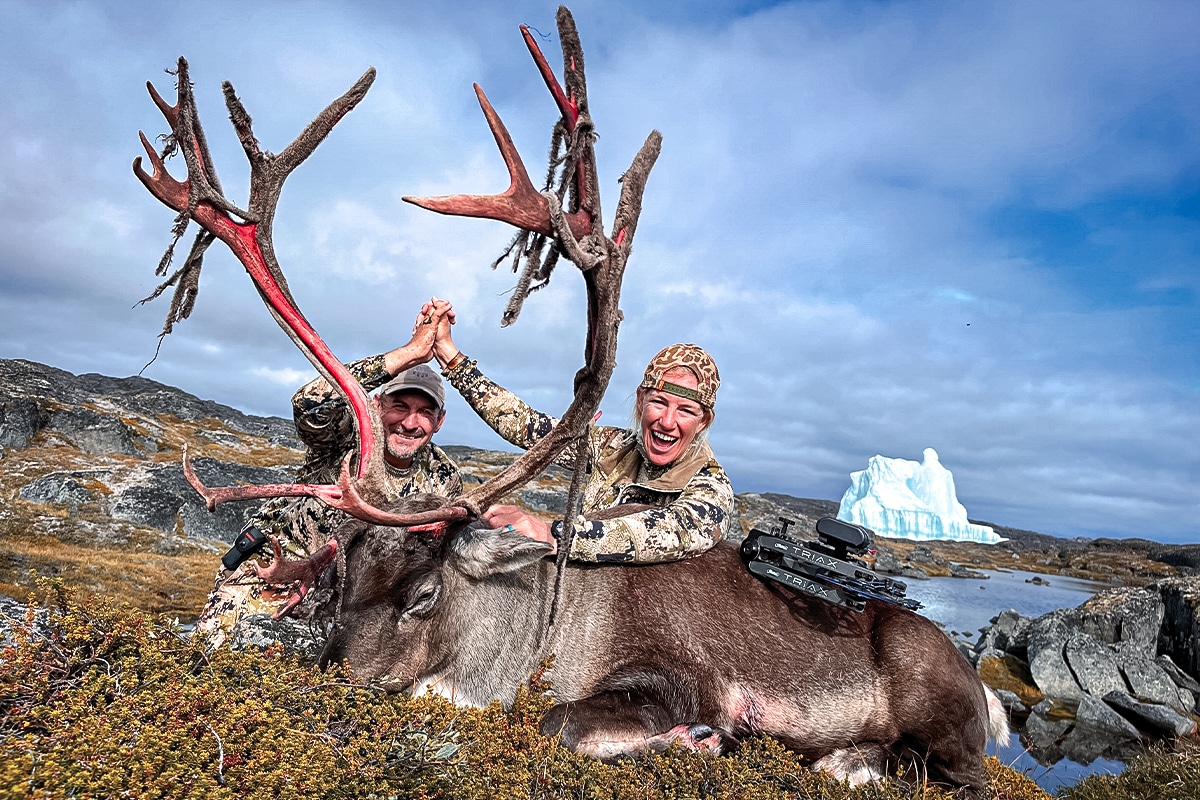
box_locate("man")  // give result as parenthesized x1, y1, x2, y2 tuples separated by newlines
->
(195, 302, 463, 647)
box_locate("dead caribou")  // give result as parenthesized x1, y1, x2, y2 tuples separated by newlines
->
(133, 7, 1008, 795)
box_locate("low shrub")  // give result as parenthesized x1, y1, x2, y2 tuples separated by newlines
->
(0, 580, 1069, 799)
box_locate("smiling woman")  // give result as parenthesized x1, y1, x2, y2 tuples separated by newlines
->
(433, 314, 735, 565)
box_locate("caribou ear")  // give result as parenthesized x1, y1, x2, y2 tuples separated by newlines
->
(450, 526, 553, 579)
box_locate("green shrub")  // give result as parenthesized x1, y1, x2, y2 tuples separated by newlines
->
(0, 579, 1062, 799)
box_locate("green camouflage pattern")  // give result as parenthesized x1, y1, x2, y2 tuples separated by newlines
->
(195, 354, 462, 647)
(444, 357, 734, 564)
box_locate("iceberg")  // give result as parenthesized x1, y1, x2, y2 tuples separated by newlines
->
(837, 448, 1002, 544)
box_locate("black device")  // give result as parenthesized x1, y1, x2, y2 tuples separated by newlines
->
(221, 525, 269, 571)
(740, 516, 921, 613)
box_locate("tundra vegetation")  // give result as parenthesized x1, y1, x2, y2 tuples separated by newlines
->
(2, 581, 1197, 799)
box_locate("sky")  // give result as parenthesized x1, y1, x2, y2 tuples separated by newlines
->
(1, 0, 1196, 543)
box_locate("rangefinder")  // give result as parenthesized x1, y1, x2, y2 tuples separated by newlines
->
(221, 526, 269, 572)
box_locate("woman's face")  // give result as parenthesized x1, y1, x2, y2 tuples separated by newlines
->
(638, 367, 709, 467)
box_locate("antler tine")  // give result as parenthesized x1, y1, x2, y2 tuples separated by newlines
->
(402, 85, 591, 240)
(136, 60, 402, 517)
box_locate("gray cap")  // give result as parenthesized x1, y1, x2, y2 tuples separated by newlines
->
(378, 365, 445, 410)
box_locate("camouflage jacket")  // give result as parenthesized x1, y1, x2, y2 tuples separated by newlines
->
(250, 354, 463, 558)
(443, 357, 734, 563)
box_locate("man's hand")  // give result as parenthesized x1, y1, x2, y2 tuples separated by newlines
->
(382, 299, 453, 375)
(483, 505, 557, 554)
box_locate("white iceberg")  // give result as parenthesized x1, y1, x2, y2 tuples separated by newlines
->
(836, 448, 1002, 543)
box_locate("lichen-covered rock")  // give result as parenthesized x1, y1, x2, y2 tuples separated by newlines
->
(1152, 576, 1200, 681)
(1064, 633, 1125, 698)
(1075, 587, 1164, 660)
(18, 472, 96, 507)
(1075, 693, 1140, 740)
(0, 395, 39, 451)
(1027, 610, 1084, 700)
(45, 405, 139, 455)
(1104, 689, 1198, 736)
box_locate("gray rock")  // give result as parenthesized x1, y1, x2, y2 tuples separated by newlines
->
(1064, 633, 1126, 698)
(1075, 693, 1140, 740)
(1024, 699, 1073, 745)
(45, 406, 139, 456)
(0, 396, 40, 449)
(19, 472, 96, 507)
(1027, 611, 1083, 700)
(1076, 587, 1164, 660)
(1104, 690, 1198, 737)
(994, 688, 1027, 714)
(1157, 653, 1200, 692)
(1151, 576, 1200, 682)
(107, 459, 293, 543)
(224, 613, 327, 662)
(983, 608, 1031, 653)
(1122, 656, 1189, 712)
(519, 488, 568, 515)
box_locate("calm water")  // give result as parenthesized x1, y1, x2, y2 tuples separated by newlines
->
(904, 568, 1124, 793)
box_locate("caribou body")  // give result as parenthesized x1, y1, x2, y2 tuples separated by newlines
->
(322, 497, 1009, 796)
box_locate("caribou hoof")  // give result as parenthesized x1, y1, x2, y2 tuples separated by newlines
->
(645, 723, 731, 755)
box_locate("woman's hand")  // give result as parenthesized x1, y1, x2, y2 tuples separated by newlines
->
(383, 298, 454, 374)
(482, 505, 557, 554)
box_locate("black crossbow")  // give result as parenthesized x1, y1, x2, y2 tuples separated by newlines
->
(740, 516, 922, 613)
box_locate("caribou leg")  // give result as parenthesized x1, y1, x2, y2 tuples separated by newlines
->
(539, 690, 737, 761)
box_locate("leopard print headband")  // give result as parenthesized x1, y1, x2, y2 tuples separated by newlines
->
(640, 343, 720, 408)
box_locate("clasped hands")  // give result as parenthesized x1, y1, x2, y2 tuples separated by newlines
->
(405, 298, 558, 555)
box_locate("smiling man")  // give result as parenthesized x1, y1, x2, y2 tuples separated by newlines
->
(195, 304, 462, 648)
(432, 309, 734, 564)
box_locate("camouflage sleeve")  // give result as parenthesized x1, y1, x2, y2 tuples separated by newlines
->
(569, 460, 736, 564)
(442, 357, 563, 452)
(290, 354, 393, 463)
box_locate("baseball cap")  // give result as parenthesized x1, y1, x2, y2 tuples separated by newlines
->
(639, 343, 720, 408)
(378, 365, 445, 410)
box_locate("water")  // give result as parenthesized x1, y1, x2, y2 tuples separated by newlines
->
(904, 568, 1125, 793)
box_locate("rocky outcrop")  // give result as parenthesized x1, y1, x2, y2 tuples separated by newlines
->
(969, 585, 1200, 765)
(1153, 576, 1200, 681)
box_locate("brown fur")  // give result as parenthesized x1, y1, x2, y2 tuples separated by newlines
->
(320, 496, 995, 797)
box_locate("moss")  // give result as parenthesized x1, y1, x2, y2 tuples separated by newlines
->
(0, 580, 1066, 800)
(979, 655, 1045, 708)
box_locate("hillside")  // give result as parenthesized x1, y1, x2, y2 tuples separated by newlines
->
(0, 357, 1190, 621)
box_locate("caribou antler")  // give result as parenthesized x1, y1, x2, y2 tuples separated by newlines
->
(136, 6, 660, 543)
(405, 6, 662, 518)
(134, 58, 458, 529)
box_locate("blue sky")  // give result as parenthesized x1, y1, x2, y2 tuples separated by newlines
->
(1, 0, 1196, 543)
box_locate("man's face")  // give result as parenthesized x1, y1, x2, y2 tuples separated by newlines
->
(637, 367, 709, 467)
(377, 390, 445, 467)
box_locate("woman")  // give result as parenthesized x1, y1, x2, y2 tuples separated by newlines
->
(433, 312, 734, 563)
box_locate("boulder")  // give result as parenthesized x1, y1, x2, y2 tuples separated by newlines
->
(1103, 690, 1198, 737)
(1026, 610, 1084, 700)
(18, 472, 97, 507)
(1151, 576, 1200, 681)
(1074, 693, 1140, 741)
(1075, 587, 1164, 660)
(45, 406, 139, 456)
(1064, 633, 1126, 698)
(519, 489, 568, 515)
(225, 614, 326, 662)
(107, 459, 293, 544)
(1121, 655, 1189, 712)
(0, 395, 40, 450)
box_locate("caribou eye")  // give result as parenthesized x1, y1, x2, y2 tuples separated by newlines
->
(402, 574, 442, 620)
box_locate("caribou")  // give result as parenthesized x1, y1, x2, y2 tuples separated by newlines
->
(133, 7, 1008, 796)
